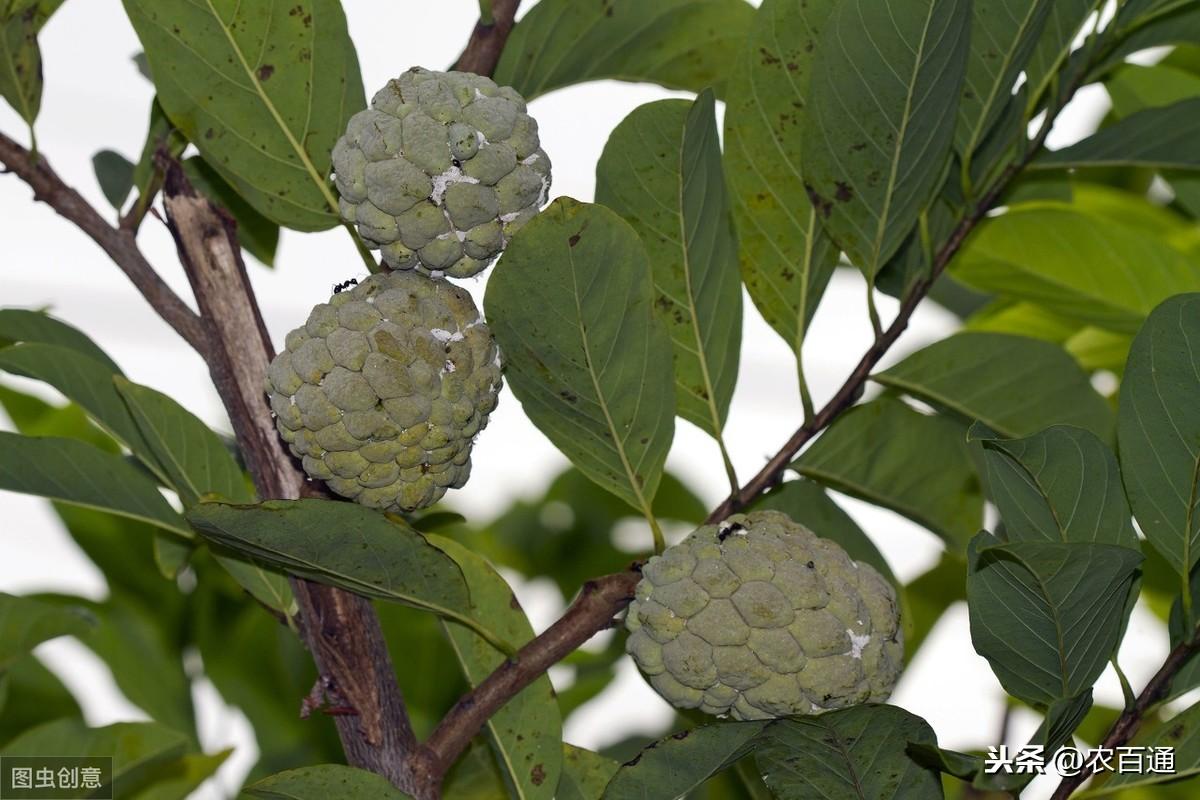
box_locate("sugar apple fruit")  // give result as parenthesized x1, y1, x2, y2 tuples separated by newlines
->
(625, 510, 903, 720)
(267, 271, 502, 512)
(332, 67, 551, 277)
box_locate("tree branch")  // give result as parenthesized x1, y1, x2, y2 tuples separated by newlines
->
(157, 160, 421, 792)
(452, 0, 520, 76)
(0, 131, 209, 357)
(415, 568, 641, 783)
(1051, 628, 1200, 799)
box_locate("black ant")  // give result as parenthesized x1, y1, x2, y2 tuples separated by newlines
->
(333, 278, 359, 294)
(717, 522, 746, 542)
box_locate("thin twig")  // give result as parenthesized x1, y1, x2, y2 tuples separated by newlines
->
(0, 131, 209, 357)
(1050, 628, 1200, 799)
(452, 0, 521, 76)
(415, 569, 642, 784)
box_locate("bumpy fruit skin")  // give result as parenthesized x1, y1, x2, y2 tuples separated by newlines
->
(625, 510, 903, 720)
(332, 67, 551, 277)
(266, 271, 502, 512)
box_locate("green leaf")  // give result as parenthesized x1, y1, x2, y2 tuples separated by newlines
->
(603, 721, 768, 799)
(1037, 98, 1200, 171)
(903, 555, 967, 658)
(559, 745, 619, 800)
(493, 0, 755, 101)
(753, 705, 943, 800)
(82, 601, 195, 739)
(1118, 293, 1200, 574)
(793, 397, 984, 548)
(93, 150, 136, 210)
(186, 499, 493, 637)
(1023, 0, 1094, 110)
(183, 155, 279, 267)
(0, 342, 165, 477)
(485, 198, 675, 521)
(121, 0, 365, 231)
(0, 657, 81, 746)
(428, 536, 560, 800)
(952, 206, 1200, 333)
(0, 0, 64, 127)
(970, 423, 1138, 548)
(245, 765, 413, 799)
(1077, 700, 1200, 796)
(0, 308, 121, 373)
(0, 593, 93, 670)
(956, 1, 1052, 161)
(1, 719, 190, 792)
(966, 533, 1143, 706)
(1093, 4, 1200, 78)
(0, 432, 191, 537)
(114, 376, 252, 506)
(722, 0, 839, 356)
(126, 750, 230, 800)
(595, 93, 742, 441)
(875, 332, 1114, 439)
(802, 0, 970, 277)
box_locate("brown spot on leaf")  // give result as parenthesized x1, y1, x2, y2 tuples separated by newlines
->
(568, 233, 581, 247)
(531, 764, 546, 786)
(257, 64, 275, 81)
(672, 730, 690, 740)
(805, 185, 833, 218)
(834, 181, 853, 202)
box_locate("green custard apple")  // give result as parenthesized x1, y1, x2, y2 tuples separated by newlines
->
(267, 271, 502, 512)
(332, 67, 551, 277)
(625, 510, 903, 720)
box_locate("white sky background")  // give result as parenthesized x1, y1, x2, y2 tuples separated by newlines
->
(0, 1, 1172, 798)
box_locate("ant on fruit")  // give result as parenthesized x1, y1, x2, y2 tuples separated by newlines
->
(333, 278, 359, 294)
(717, 522, 746, 542)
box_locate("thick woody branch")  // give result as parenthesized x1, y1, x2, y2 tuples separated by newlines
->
(452, 0, 521, 76)
(417, 568, 641, 780)
(158, 161, 420, 791)
(0, 131, 209, 357)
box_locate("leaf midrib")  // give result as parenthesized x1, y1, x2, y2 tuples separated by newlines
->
(201, 0, 340, 216)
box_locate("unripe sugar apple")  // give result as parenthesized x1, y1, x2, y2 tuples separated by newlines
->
(626, 510, 903, 720)
(267, 271, 502, 512)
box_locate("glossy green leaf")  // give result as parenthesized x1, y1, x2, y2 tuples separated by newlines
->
(429, 536, 559, 800)
(93, 150, 135, 210)
(875, 332, 1113, 439)
(596, 93, 741, 441)
(0, 432, 190, 537)
(1105, 63, 1200, 119)
(972, 424, 1138, 549)
(0, 593, 93, 670)
(967, 533, 1143, 706)
(245, 765, 413, 799)
(183, 155, 279, 267)
(952, 206, 1200, 333)
(1118, 293, 1200, 574)
(485, 198, 675, 519)
(1037, 98, 1200, 171)
(493, 0, 754, 101)
(186, 499, 490, 636)
(723, 0, 839, 355)
(122, 0, 365, 230)
(802, 0, 970, 277)
(0, 343, 165, 477)
(0, 0, 63, 127)
(956, 1, 1052, 161)
(559, 745, 619, 800)
(753, 705, 943, 800)
(603, 721, 768, 799)
(793, 397, 984, 548)
(114, 376, 252, 506)
(1, 719, 190, 791)
(0, 309, 121, 373)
